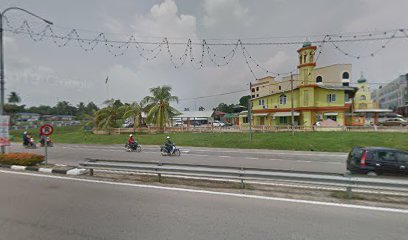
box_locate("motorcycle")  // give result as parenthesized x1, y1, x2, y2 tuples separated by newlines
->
(24, 137, 37, 149)
(160, 143, 181, 156)
(40, 136, 54, 147)
(124, 142, 142, 152)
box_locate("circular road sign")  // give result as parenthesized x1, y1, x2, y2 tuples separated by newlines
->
(40, 124, 54, 136)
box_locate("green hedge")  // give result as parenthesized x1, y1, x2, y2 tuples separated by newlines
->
(0, 153, 44, 166)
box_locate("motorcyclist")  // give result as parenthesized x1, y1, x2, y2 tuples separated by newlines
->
(128, 134, 137, 149)
(164, 136, 174, 154)
(22, 131, 29, 146)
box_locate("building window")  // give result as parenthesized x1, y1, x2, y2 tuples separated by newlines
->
(342, 72, 350, 79)
(303, 54, 307, 63)
(256, 87, 259, 91)
(279, 117, 288, 124)
(279, 95, 287, 105)
(343, 82, 349, 87)
(243, 117, 248, 123)
(360, 95, 366, 101)
(251, 88, 255, 92)
(251, 95, 255, 98)
(316, 76, 322, 83)
(299, 55, 302, 64)
(256, 94, 259, 97)
(327, 94, 336, 103)
(258, 99, 265, 106)
(279, 86, 281, 90)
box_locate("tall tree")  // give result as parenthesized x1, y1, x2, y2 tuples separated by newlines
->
(8, 92, 21, 104)
(239, 95, 251, 108)
(119, 101, 145, 133)
(142, 85, 179, 130)
(85, 102, 99, 114)
(95, 99, 121, 131)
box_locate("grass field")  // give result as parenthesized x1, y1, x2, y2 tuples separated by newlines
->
(10, 126, 408, 152)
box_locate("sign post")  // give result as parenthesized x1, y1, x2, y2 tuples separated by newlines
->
(0, 115, 10, 153)
(40, 124, 53, 164)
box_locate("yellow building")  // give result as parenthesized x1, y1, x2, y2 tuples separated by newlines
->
(241, 42, 357, 127)
(353, 73, 378, 110)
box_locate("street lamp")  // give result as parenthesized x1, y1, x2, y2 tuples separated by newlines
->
(0, 7, 53, 153)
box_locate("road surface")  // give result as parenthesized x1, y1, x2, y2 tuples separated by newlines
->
(10, 143, 347, 173)
(0, 170, 407, 240)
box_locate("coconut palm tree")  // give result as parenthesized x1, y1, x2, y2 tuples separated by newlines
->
(95, 99, 121, 132)
(8, 92, 21, 104)
(118, 101, 145, 133)
(143, 85, 179, 130)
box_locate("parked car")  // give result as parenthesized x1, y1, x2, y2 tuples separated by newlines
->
(212, 120, 225, 127)
(223, 121, 233, 126)
(379, 118, 407, 126)
(190, 120, 201, 126)
(175, 120, 184, 127)
(347, 146, 408, 176)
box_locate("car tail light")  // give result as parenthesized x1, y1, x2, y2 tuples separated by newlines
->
(360, 150, 368, 166)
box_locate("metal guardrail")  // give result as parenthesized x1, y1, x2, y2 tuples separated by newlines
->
(79, 159, 408, 198)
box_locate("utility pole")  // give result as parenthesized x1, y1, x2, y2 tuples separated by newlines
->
(248, 82, 252, 142)
(290, 72, 295, 136)
(0, 7, 52, 153)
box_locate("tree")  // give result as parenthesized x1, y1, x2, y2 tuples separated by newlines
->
(118, 101, 145, 133)
(85, 102, 99, 114)
(54, 101, 77, 115)
(216, 103, 234, 113)
(95, 99, 121, 132)
(142, 85, 179, 130)
(239, 95, 251, 108)
(8, 92, 21, 104)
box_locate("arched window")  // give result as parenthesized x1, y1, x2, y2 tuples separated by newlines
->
(279, 95, 287, 105)
(251, 88, 255, 92)
(303, 54, 307, 63)
(342, 72, 350, 79)
(360, 95, 366, 101)
(299, 55, 302, 64)
(316, 76, 323, 83)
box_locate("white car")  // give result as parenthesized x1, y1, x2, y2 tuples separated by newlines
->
(212, 120, 225, 127)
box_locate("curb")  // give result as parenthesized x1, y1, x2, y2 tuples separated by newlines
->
(0, 164, 87, 175)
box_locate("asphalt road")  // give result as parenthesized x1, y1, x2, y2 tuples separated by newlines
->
(10, 143, 347, 173)
(0, 170, 407, 240)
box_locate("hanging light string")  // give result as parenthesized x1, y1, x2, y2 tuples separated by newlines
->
(4, 15, 408, 79)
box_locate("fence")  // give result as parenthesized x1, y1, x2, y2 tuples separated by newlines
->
(80, 159, 408, 198)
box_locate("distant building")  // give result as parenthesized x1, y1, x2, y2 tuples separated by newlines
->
(242, 42, 356, 127)
(371, 74, 408, 115)
(353, 73, 378, 110)
(16, 112, 40, 122)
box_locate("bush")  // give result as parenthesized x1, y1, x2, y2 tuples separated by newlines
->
(0, 153, 44, 166)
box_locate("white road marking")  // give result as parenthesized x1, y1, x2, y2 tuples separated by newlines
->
(218, 156, 232, 158)
(296, 160, 312, 163)
(1, 169, 407, 214)
(245, 157, 260, 160)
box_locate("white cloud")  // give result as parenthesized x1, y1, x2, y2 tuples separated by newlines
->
(131, 0, 197, 39)
(203, 0, 252, 29)
(264, 51, 293, 72)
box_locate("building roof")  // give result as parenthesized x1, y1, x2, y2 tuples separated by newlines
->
(318, 85, 357, 91)
(177, 110, 214, 118)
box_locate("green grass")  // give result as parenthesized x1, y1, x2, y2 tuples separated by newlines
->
(10, 125, 408, 152)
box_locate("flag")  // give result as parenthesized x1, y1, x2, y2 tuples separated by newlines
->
(105, 76, 109, 84)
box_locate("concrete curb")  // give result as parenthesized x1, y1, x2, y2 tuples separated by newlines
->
(0, 164, 87, 175)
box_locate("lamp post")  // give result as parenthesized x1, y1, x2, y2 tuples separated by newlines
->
(0, 7, 52, 153)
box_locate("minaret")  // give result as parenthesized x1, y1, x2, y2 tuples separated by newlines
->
(297, 40, 317, 85)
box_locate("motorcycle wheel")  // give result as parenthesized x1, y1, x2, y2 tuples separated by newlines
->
(174, 149, 181, 156)
(136, 146, 142, 152)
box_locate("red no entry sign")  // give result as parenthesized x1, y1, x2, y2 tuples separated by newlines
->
(40, 124, 54, 136)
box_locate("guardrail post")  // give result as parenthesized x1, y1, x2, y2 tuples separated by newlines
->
(240, 168, 245, 189)
(346, 186, 352, 199)
(89, 168, 94, 176)
(157, 163, 162, 183)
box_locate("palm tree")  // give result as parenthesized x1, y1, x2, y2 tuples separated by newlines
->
(118, 101, 145, 133)
(8, 92, 21, 104)
(142, 85, 179, 130)
(95, 99, 121, 133)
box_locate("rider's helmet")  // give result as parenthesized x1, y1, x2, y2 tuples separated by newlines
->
(129, 134, 133, 137)
(166, 136, 170, 139)
(23, 131, 27, 134)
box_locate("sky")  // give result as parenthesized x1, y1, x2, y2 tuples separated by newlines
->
(1, 0, 408, 110)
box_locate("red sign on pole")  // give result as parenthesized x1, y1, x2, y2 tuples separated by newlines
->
(40, 124, 54, 136)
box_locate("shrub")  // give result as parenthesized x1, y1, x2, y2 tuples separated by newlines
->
(0, 153, 44, 166)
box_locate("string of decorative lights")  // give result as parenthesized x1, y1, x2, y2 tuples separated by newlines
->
(3, 15, 408, 81)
